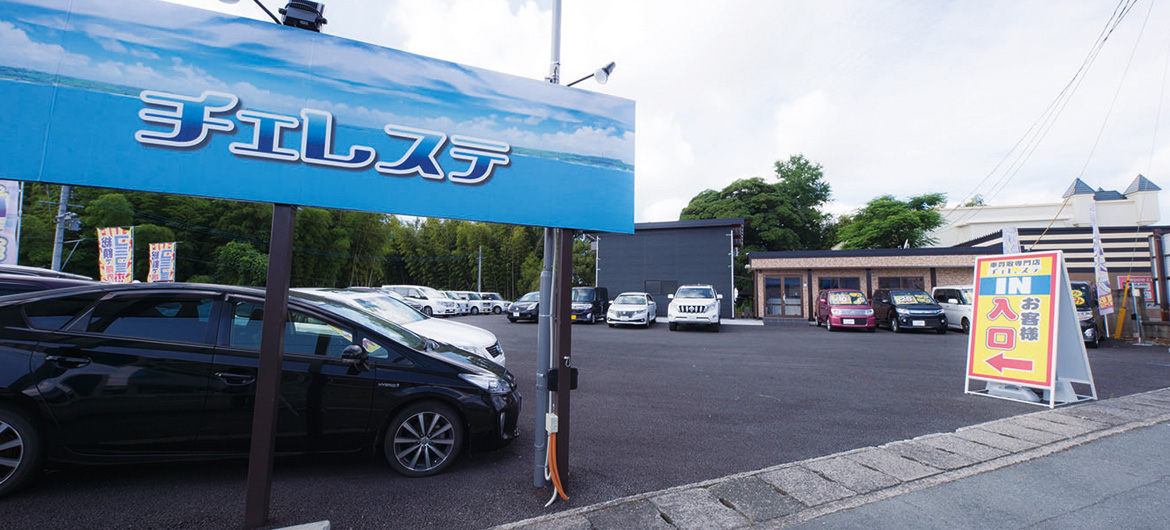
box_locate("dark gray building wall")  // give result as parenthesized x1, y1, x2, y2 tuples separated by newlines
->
(596, 223, 737, 318)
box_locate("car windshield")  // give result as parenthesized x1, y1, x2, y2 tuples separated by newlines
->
(960, 288, 973, 304)
(1070, 283, 1094, 309)
(571, 289, 595, 302)
(467, 293, 481, 300)
(517, 292, 539, 303)
(614, 294, 646, 305)
(890, 290, 935, 305)
(482, 293, 501, 300)
(306, 296, 426, 351)
(419, 286, 445, 299)
(826, 291, 868, 305)
(348, 293, 426, 324)
(676, 287, 714, 299)
(444, 292, 459, 299)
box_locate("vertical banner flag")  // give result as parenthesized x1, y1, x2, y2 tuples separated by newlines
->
(0, 180, 21, 265)
(148, 242, 177, 282)
(97, 227, 134, 283)
(966, 251, 1096, 408)
(1089, 201, 1114, 315)
(1002, 227, 1021, 254)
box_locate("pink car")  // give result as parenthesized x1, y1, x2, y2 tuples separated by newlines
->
(815, 289, 876, 332)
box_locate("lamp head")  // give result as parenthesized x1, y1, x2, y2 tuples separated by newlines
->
(594, 62, 616, 85)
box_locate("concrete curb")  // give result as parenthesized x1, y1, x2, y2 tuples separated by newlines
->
(492, 387, 1170, 530)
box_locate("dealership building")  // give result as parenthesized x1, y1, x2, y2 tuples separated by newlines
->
(593, 218, 743, 318)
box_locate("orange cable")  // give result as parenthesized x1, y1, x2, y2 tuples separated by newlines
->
(548, 433, 568, 500)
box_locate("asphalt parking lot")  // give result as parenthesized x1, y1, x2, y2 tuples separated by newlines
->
(3, 315, 1168, 529)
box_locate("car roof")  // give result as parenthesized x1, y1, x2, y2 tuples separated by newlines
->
(933, 285, 972, 290)
(0, 264, 93, 280)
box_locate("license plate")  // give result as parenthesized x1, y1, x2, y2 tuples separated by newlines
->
(571, 315, 577, 320)
(513, 312, 519, 317)
(843, 319, 855, 325)
(912, 320, 926, 326)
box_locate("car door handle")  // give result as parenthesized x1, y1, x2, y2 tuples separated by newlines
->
(44, 355, 91, 368)
(214, 372, 256, 386)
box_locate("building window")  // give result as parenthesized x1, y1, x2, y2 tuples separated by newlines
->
(645, 280, 678, 297)
(819, 277, 860, 290)
(878, 277, 924, 290)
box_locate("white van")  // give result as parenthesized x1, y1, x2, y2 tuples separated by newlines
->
(932, 285, 974, 333)
(381, 285, 460, 317)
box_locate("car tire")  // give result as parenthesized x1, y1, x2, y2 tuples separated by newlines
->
(492, 306, 501, 314)
(587, 313, 595, 325)
(507, 317, 517, 323)
(608, 323, 614, 328)
(710, 322, 720, 332)
(384, 401, 464, 478)
(470, 307, 479, 315)
(867, 326, 876, 333)
(669, 322, 678, 331)
(422, 306, 433, 317)
(826, 318, 834, 332)
(890, 313, 902, 333)
(961, 317, 970, 334)
(0, 404, 43, 498)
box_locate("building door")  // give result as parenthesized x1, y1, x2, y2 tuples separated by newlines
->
(765, 277, 804, 317)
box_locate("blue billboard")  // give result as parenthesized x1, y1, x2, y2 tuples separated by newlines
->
(0, 0, 635, 232)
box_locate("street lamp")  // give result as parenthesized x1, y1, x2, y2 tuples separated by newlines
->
(567, 61, 616, 87)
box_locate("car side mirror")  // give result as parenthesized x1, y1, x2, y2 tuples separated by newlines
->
(341, 344, 367, 365)
(948, 298, 959, 304)
(716, 294, 723, 300)
(668, 294, 674, 299)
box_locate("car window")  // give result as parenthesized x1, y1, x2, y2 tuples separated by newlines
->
(571, 289, 595, 302)
(890, 291, 934, 305)
(675, 287, 714, 299)
(228, 301, 351, 358)
(614, 294, 646, 304)
(827, 291, 868, 305)
(86, 294, 215, 344)
(349, 295, 425, 324)
(517, 292, 539, 303)
(21, 293, 104, 330)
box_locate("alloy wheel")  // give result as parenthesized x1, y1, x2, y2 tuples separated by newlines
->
(391, 410, 458, 475)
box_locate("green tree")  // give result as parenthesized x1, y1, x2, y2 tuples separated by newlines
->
(835, 193, 947, 249)
(572, 238, 595, 286)
(213, 241, 269, 286)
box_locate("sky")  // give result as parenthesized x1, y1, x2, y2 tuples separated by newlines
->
(161, 0, 1170, 226)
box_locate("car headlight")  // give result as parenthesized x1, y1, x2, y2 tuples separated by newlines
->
(863, 308, 874, 316)
(830, 308, 842, 316)
(459, 373, 510, 394)
(1077, 310, 1093, 321)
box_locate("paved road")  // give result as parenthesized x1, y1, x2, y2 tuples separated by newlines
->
(2, 317, 1167, 529)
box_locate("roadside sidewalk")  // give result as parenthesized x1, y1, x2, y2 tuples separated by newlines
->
(493, 388, 1170, 530)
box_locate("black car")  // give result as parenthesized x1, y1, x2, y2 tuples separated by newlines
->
(870, 288, 948, 334)
(1070, 281, 1101, 348)
(0, 264, 93, 281)
(0, 283, 521, 497)
(570, 286, 608, 324)
(507, 291, 539, 323)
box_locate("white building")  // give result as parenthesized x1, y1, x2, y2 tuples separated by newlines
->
(931, 175, 1161, 247)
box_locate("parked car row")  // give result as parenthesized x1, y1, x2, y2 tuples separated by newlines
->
(0, 281, 523, 498)
(816, 288, 949, 333)
(507, 283, 726, 333)
(379, 285, 513, 317)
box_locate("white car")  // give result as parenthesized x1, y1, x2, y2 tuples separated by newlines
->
(607, 292, 658, 328)
(381, 285, 459, 317)
(933, 285, 974, 334)
(667, 284, 722, 332)
(453, 291, 491, 315)
(294, 287, 506, 366)
(444, 290, 471, 315)
(478, 292, 510, 314)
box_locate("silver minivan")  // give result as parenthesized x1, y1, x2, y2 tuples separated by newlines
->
(932, 285, 974, 333)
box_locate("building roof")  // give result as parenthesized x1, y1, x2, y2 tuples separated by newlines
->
(750, 246, 992, 260)
(1062, 178, 1096, 198)
(1093, 188, 1126, 201)
(1124, 174, 1161, 194)
(632, 218, 744, 231)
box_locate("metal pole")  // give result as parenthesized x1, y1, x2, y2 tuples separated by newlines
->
(244, 204, 297, 528)
(534, 0, 562, 488)
(51, 185, 70, 271)
(477, 245, 483, 292)
(533, 228, 554, 487)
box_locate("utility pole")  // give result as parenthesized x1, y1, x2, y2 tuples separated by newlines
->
(51, 185, 72, 271)
(477, 245, 483, 292)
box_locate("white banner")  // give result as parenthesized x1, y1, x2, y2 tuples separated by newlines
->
(1089, 201, 1114, 315)
(0, 180, 22, 265)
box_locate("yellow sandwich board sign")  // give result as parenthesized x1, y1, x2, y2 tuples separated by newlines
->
(965, 251, 1097, 408)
